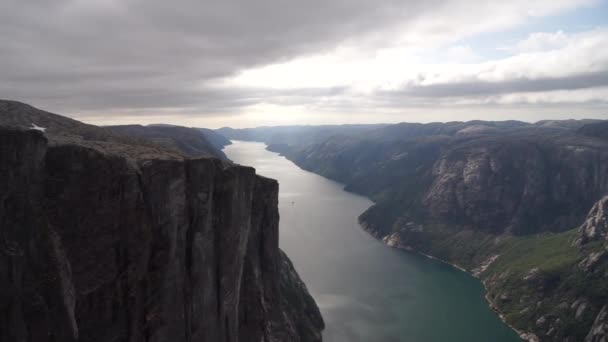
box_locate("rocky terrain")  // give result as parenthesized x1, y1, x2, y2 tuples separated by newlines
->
(220, 120, 608, 341)
(0, 100, 324, 342)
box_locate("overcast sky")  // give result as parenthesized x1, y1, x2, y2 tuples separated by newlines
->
(1, 0, 607, 128)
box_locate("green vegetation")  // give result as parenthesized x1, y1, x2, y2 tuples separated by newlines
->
(488, 229, 580, 277)
(480, 230, 606, 340)
(365, 222, 607, 340)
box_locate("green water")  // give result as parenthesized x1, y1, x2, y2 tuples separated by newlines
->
(225, 141, 521, 342)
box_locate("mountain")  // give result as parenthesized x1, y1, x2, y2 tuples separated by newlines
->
(197, 128, 232, 150)
(0, 100, 324, 342)
(579, 121, 608, 141)
(535, 119, 606, 130)
(362, 120, 531, 141)
(0, 99, 140, 145)
(218, 120, 608, 341)
(108, 124, 228, 159)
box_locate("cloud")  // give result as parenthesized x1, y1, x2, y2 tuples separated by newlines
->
(224, 27, 608, 110)
(0, 0, 605, 125)
(386, 71, 608, 99)
(382, 28, 608, 106)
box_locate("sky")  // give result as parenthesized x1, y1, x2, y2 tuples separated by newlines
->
(1, 0, 607, 128)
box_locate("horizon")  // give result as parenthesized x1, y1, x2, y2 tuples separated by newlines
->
(79, 111, 608, 129)
(5, 98, 607, 130)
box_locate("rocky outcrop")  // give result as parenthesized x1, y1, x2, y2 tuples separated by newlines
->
(586, 306, 608, 342)
(577, 196, 608, 246)
(0, 114, 323, 340)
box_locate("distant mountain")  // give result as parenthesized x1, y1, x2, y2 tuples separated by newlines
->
(223, 119, 608, 342)
(197, 127, 232, 150)
(535, 119, 606, 130)
(216, 124, 387, 147)
(579, 121, 608, 141)
(362, 120, 532, 141)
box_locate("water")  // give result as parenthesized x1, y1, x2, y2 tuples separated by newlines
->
(224, 141, 521, 342)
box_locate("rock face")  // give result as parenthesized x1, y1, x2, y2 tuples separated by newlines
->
(586, 306, 608, 342)
(578, 198, 608, 342)
(422, 133, 608, 234)
(0, 105, 324, 341)
(577, 196, 608, 246)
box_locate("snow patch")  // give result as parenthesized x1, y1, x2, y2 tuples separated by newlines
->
(30, 123, 47, 132)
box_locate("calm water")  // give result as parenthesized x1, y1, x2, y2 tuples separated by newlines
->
(224, 141, 521, 342)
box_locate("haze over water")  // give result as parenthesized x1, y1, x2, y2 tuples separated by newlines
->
(225, 141, 521, 342)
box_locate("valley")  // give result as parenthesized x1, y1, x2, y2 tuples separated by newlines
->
(218, 120, 608, 341)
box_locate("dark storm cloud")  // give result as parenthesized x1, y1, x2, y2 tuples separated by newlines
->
(0, 0, 439, 115)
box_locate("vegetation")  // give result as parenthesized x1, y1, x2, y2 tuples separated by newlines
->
(488, 229, 580, 277)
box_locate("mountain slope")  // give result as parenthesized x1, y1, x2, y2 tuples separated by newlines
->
(579, 121, 608, 141)
(108, 124, 228, 159)
(198, 127, 233, 150)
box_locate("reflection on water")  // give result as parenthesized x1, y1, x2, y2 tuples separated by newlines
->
(225, 141, 521, 342)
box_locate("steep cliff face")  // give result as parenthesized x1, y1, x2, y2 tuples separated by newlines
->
(422, 133, 608, 234)
(0, 120, 323, 340)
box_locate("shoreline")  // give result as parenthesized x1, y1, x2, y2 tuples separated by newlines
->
(362, 223, 537, 342)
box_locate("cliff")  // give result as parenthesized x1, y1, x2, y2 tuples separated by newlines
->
(0, 101, 324, 342)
